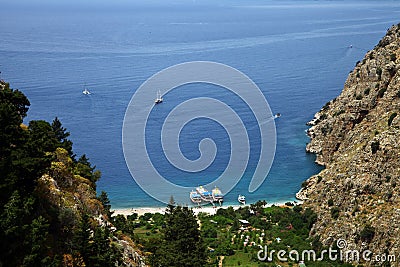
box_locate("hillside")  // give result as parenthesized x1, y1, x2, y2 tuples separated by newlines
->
(299, 24, 400, 265)
(0, 81, 145, 266)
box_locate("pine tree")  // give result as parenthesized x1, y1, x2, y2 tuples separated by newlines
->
(51, 117, 73, 156)
(154, 205, 207, 267)
(75, 154, 101, 184)
(98, 191, 113, 219)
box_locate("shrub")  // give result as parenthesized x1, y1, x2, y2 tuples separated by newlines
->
(356, 94, 363, 100)
(390, 53, 397, 61)
(371, 141, 379, 154)
(364, 88, 370, 95)
(376, 67, 382, 80)
(331, 207, 340, 219)
(352, 205, 360, 216)
(327, 199, 334, 207)
(378, 88, 387, 98)
(334, 110, 345, 117)
(360, 225, 375, 242)
(388, 112, 397, 126)
(322, 101, 330, 110)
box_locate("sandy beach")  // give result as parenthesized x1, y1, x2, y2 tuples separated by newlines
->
(112, 201, 300, 217)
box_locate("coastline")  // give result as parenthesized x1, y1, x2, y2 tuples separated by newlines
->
(112, 200, 302, 217)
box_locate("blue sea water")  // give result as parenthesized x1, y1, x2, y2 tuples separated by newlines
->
(1, 0, 399, 208)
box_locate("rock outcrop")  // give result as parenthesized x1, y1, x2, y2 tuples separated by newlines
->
(301, 24, 400, 265)
(38, 147, 147, 266)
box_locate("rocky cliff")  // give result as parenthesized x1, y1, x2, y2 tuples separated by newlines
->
(299, 24, 400, 265)
(39, 147, 146, 266)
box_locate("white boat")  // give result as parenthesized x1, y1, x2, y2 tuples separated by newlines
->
(196, 186, 213, 202)
(82, 84, 91, 95)
(155, 90, 163, 104)
(190, 190, 202, 204)
(212, 186, 224, 204)
(238, 194, 246, 205)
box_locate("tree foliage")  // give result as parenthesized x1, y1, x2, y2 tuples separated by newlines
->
(153, 205, 207, 267)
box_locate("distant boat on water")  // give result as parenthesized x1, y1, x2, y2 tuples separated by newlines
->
(155, 90, 163, 104)
(189, 185, 224, 205)
(82, 84, 91, 95)
(190, 190, 202, 204)
(212, 186, 224, 205)
(238, 194, 246, 205)
(196, 186, 213, 202)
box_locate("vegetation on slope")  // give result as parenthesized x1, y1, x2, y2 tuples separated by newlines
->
(0, 81, 142, 266)
(126, 200, 353, 266)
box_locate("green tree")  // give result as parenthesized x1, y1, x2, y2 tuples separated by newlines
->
(73, 213, 92, 259)
(23, 216, 51, 266)
(75, 154, 101, 185)
(99, 191, 113, 219)
(87, 227, 122, 266)
(51, 117, 73, 156)
(154, 206, 207, 267)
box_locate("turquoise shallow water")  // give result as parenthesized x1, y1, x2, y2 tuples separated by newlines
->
(1, 0, 399, 208)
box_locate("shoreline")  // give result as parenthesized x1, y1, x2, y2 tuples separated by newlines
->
(112, 200, 302, 217)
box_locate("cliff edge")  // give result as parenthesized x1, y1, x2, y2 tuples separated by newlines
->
(300, 24, 400, 264)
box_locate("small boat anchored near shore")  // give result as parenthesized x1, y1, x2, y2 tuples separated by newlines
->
(212, 186, 224, 205)
(190, 185, 224, 206)
(238, 194, 246, 205)
(196, 186, 213, 202)
(190, 190, 202, 204)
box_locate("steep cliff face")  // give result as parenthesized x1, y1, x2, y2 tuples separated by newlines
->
(300, 24, 400, 264)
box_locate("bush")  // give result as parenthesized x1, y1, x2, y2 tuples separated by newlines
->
(327, 199, 334, 207)
(334, 110, 345, 117)
(378, 88, 387, 98)
(319, 113, 328, 120)
(376, 67, 382, 80)
(322, 101, 330, 110)
(331, 207, 340, 219)
(388, 112, 397, 126)
(364, 88, 370, 95)
(371, 141, 379, 154)
(390, 53, 396, 61)
(360, 225, 375, 242)
(356, 94, 363, 100)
